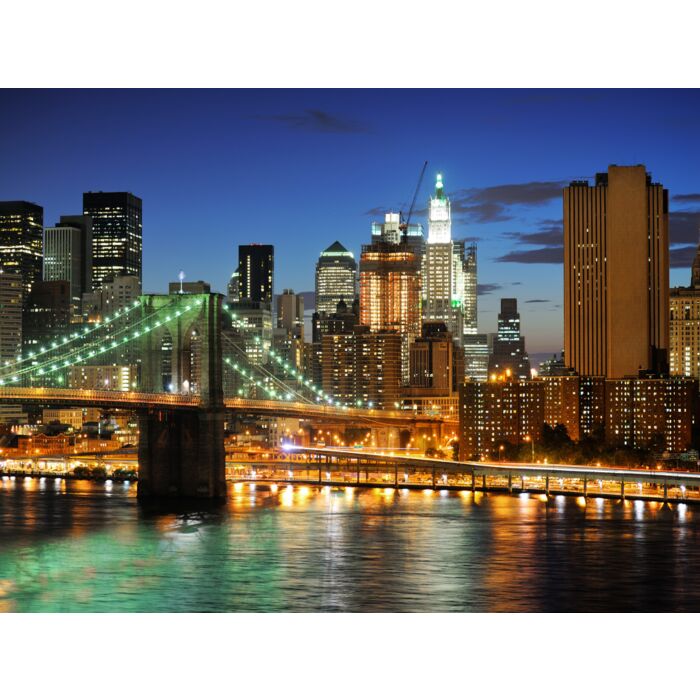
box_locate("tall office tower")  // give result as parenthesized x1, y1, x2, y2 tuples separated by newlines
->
(227, 267, 240, 302)
(371, 212, 424, 251)
(43, 214, 93, 320)
(359, 239, 422, 383)
(0, 271, 26, 423)
(564, 165, 669, 378)
(238, 244, 274, 307)
(277, 289, 304, 337)
(669, 241, 700, 378)
(315, 241, 357, 315)
(22, 281, 72, 357)
(423, 174, 464, 344)
(0, 201, 43, 296)
(488, 298, 531, 379)
(83, 192, 142, 290)
(311, 298, 359, 387)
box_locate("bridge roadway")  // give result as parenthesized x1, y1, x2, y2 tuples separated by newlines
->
(0, 388, 450, 425)
(241, 446, 700, 503)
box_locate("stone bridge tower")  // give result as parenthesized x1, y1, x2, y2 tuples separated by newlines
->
(136, 292, 226, 500)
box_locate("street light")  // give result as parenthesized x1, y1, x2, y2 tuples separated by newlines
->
(523, 435, 535, 463)
(499, 444, 505, 463)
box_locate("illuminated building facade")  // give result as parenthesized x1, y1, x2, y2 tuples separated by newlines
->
(604, 378, 696, 452)
(321, 327, 402, 409)
(22, 280, 72, 359)
(68, 364, 138, 391)
(459, 377, 544, 460)
(83, 192, 142, 289)
(669, 244, 700, 378)
(488, 298, 531, 379)
(43, 214, 93, 320)
(541, 375, 605, 441)
(239, 244, 274, 306)
(423, 174, 465, 345)
(0, 201, 43, 297)
(315, 241, 356, 315)
(564, 165, 669, 378)
(371, 212, 424, 258)
(359, 239, 421, 382)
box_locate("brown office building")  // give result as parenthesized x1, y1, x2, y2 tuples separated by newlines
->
(564, 165, 669, 378)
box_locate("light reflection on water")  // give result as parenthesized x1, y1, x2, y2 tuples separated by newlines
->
(0, 479, 698, 612)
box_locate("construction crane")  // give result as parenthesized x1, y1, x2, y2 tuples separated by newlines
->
(399, 160, 428, 241)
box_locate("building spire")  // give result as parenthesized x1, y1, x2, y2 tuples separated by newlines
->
(693, 228, 700, 288)
(435, 172, 445, 199)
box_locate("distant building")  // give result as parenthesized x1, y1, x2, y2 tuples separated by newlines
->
(321, 326, 402, 409)
(315, 241, 356, 316)
(359, 238, 421, 383)
(238, 244, 274, 306)
(0, 270, 25, 424)
(541, 375, 605, 441)
(0, 201, 43, 297)
(464, 333, 489, 382)
(82, 274, 141, 322)
(227, 267, 240, 303)
(311, 298, 359, 387)
(564, 165, 669, 378)
(43, 214, 93, 320)
(83, 192, 142, 289)
(404, 322, 464, 417)
(168, 280, 211, 294)
(459, 377, 545, 460)
(227, 299, 272, 366)
(422, 174, 465, 345)
(68, 364, 138, 391)
(488, 298, 531, 379)
(371, 211, 424, 258)
(23, 280, 72, 358)
(538, 352, 569, 377)
(670, 243, 700, 378)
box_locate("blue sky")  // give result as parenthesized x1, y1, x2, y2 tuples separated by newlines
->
(1, 88, 699, 355)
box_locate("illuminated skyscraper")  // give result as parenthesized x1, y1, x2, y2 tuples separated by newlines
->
(564, 165, 669, 378)
(238, 244, 274, 306)
(43, 214, 93, 320)
(423, 174, 464, 343)
(0, 201, 43, 297)
(488, 298, 531, 379)
(315, 241, 357, 315)
(670, 240, 700, 378)
(83, 192, 142, 289)
(359, 234, 421, 383)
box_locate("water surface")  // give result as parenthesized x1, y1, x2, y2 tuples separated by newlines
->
(0, 478, 697, 612)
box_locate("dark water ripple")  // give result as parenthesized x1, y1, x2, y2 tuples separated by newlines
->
(0, 478, 697, 612)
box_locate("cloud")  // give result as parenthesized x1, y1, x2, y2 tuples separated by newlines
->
(496, 219, 564, 264)
(495, 246, 564, 264)
(255, 109, 371, 134)
(524, 299, 550, 303)
(670, 245, 697, 268)
(477, 283, 503, 295)
(673, 193, 700, 203)
(670, 211, 700, 244)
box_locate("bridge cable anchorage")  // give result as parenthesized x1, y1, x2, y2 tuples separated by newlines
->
(1, 298, 145, 373)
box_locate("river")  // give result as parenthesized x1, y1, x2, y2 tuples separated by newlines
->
(0, 478, 698, 612)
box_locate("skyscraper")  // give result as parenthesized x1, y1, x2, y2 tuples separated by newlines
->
(0, 201, 43, 297)
(422, 174, 464, 343)
(238, 244, 274, 306)
(564, 165, 669, 378)
(83, 192, 142, 289)
(43, 214, 93, 319)
(0, 270, 26, 423)
(315, 241, 357, 315)
(488, 298, 531, 379)
(669, 241, 700, 378)
(359, 234, 421, 383)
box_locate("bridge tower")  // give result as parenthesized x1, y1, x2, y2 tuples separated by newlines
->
(136, 292, 227, 500)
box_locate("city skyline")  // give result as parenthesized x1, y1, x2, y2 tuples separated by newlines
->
(2, 89, 700, 355)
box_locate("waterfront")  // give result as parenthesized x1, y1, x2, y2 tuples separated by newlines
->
(0, 478, 699, 612)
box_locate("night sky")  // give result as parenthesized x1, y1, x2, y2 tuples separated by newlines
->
(2, 88, 699, 357)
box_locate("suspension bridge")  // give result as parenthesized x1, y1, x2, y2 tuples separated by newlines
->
(0, 291, 452, 499)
